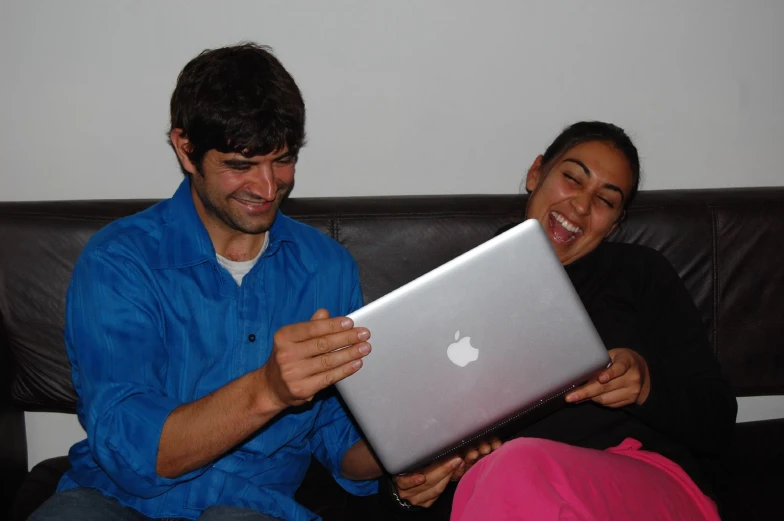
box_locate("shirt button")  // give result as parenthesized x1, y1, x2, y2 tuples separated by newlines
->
(248, 334, 256, 342)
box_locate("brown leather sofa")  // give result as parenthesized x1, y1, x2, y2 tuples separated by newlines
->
(2, 189, 783, 521)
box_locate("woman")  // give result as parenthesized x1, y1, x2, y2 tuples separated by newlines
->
(449, 122, 736, 521)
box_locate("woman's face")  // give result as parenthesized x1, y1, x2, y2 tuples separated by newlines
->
(525, 141, 633, 265)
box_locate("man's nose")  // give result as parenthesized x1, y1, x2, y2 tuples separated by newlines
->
(251, 164, 276, 200)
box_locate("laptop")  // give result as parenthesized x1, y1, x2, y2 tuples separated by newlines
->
(335, 219, 610, 475)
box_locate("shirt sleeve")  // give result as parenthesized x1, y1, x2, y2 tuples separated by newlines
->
(309, 393, 378, 496)
(65, 245, 208, 498)
(625, 250, 738, 457)
(308, 258, 378, 496)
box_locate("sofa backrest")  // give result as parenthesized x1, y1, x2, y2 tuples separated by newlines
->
(1, 189, 783, 415)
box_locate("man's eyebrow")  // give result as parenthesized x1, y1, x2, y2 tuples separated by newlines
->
(221, 158, 258, 167)
(562, 158, 626, 203)
(273, 150, 295, 161)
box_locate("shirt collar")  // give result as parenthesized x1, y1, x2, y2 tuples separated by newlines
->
(152, 177, 300, 270)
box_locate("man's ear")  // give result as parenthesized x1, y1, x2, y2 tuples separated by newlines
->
(524, 155, 545, 193)
(169, 129, 199, 177)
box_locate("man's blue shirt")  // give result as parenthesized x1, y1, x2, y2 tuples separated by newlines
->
(59, 178, 377, 520)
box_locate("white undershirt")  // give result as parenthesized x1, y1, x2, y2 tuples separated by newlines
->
(216, 233, 270, 286)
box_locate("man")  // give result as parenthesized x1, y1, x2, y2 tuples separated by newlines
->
(29, 43, 477, 521)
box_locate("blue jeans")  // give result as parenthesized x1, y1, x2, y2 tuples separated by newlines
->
(28, 488, 280, 521)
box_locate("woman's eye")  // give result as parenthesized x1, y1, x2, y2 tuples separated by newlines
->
(563, 173, 580, 185)
(598, 196, 615, 209)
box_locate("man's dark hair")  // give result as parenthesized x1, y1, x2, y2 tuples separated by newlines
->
(538, 121, 641, 217)
(169, 42, 306, 175)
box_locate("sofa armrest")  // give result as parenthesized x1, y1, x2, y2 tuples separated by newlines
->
(1, 311, 28, 517)
(0, 406, 28, 518)
(733, 417, 784, 461)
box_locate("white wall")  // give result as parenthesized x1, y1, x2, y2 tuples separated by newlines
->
(2, 1, 783, 469)
(2, 0, 784, 203)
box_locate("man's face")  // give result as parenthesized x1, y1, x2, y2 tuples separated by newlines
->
(172, 131, 296, 236)
(188, 148, 295, 236)
(525, 141, 632, 265)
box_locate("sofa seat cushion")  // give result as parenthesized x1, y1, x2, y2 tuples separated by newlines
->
(10, 455, 454, 521)
(11, 456, 70, 521)
(12, 419, 784, 521)
(721, 418, 784, 521)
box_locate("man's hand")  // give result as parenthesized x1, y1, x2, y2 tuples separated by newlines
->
(261, 309, 371, 410)
(394, 457, 464, 508)
(565, 347, 650, 407)
(392, 438, 502, 508)
(451, 438, 502, 480)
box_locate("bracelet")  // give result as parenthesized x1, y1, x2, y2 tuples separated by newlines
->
(382, 475, 424, 513)
(390, 479, 414, 510)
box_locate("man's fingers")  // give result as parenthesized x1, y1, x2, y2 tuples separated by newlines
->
(454, 439, 501, 481)
(407, 471, 454, 507)
(463, 449, 479, 464)
(427, 457, 463, 484)
(451, 461, 468, 481)
(285, 359, 365, 403)
(395, 472, 426, 491)
(276, 323, 368, 360)
(310, 308, 330, 321)
(397, 457, 461, 492)
(298, 356, 367, 397)
(477, 442, 492, 456)
(306, 342, 371, 377)
(305, 327, 370, 359)
(280, 315, 356, 344)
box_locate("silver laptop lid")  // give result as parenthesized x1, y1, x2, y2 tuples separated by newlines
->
(336, 219, 609, 474)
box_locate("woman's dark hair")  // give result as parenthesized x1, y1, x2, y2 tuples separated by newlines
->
(168, 42, 306, 174)
(538, 121, 641, 218)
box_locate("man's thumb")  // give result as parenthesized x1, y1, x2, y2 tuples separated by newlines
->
(310, 308, 330, 320)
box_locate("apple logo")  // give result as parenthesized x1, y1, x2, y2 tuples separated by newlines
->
(446, 330, 479, 367)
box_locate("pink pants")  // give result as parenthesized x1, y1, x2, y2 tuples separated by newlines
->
(451, 438, 720, 521)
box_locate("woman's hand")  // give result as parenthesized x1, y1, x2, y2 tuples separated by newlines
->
(565, 348, 650, 407)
